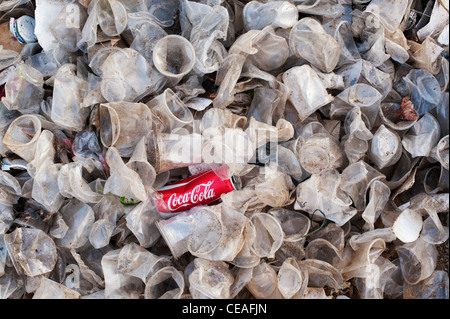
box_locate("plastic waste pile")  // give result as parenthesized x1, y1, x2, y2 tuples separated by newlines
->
(0, 0, 449, 299)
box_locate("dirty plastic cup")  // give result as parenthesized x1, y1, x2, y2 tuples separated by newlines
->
(145, 266, 185, 299)
(250, 213, 284, 259)
(156, 207, 223, 259)
(145, 131, 202, 173)
(189, 205, 247, 262)
(152, 35, 196, 86)
(243, 1, 298, 31)
(396, 237, 438, 285)
(188, 258, 234, 299)
(277, 257, 308, 299)
(2, 114, 43, 162)
(1, 63, 44, 115)
(298, 133, 344, 175)
(369, 125, 402, 169)
(147, 88, 194, 134)
(305, 238, 343, 270)
(430, 135, 449, 170)
(200, 108, 247, 134)
(268, 208, 311, 242)
(343, 134, 369, 164)
(289, 17, 341, 73)
(187, 207, 224, 257)
(155, 211, 196, 260)
(230, 219, 261, 269)
(125, 137, 157, 191)
(246, 261, 283, 299)
(99, 102, 153, 157)
(343, 237, 386, 280)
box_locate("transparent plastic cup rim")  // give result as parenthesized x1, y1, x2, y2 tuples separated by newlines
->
(299, 144, 330, 175)
(99, 104, 120, 148)
(152, 35, 196, 79)
(161, 89, 194, 124)
(186, 207, 224, 256)
(5, 115, 42, 148)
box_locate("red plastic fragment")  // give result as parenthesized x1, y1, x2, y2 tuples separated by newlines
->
(394, 97, 419, 121)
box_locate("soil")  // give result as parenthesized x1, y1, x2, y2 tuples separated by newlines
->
(436, 214, 449, 274)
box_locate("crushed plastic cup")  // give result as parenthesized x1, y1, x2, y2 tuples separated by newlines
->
(188, 205, 247, 262)
(2, 114, 46, 162)
(0, 170, 22, 206)
(242, 1, 298, 31)
(245, 28, 290, 72)
(179, 0, 229, 75)
(89, 196, 124, 249)
(429, 135, 449, 170)
(339, 161, 385, 211)
(403, 270, 449, 299)
(103, 146, 148, 203)
(229, 218, 261, 269)
(361, 180, 390, 231)
(55, 199, 95, 249)
(297, 133, 344, 175)
(299, 259, 344, 291)
(89, 47, 165, 103)
(99, 101, 153, 157)
(4, 227, 57, 277)
(50, 64, 89, 132)
(277, 257, 308, 299)
(33, 277, 80, 299)
(155, 207, 223, 260)
(0, 0, 449, 300)
(294, 169, 357, 226)
(188, 258, 234, 299)
(246, 261, 282, 299)
(147, 88, 194, 134)
(268, 208, 310, 243)
(249, 212, 284, 259)
(1, 63, 43, 115)
(116, 242, 171, 283)
(396, 237, 438, 285)
(289, 17, 341, 73)
(342, 235, 388, 281)
(369, 125, 403, 169)
(343, 134, 369, 164)
(145, 266, 185, 299)
(282, 65, 334, 122)
(402, 112, 441, 158)
(306, 238, 344, 270)
(145, 131, 202, 173)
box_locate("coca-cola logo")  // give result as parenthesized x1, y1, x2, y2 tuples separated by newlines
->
(167, 180, 216, 211)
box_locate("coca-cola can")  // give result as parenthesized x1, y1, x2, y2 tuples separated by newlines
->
(155, 167, 238, 216)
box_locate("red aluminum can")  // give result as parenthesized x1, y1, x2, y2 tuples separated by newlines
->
(155, 167, 238, 214)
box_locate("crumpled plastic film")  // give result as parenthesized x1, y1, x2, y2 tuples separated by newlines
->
(0, 0, 448, 300)
(289, 17, 341, 73)
(242, 1, 298, 31)
(1, 63, 44, 115)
